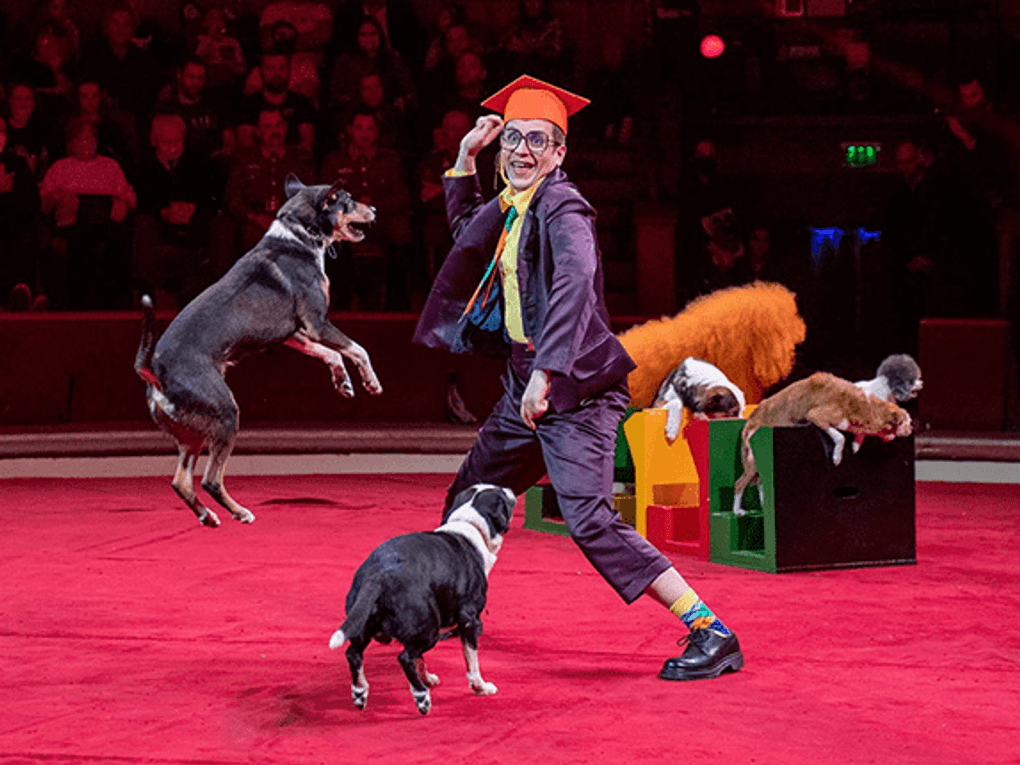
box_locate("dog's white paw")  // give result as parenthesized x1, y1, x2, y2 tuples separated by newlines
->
(733, 506, 748, 517)
(470, 679, 498, 696)
(233, 507, 255, 524)
(333, 374, 355, 398)
(351, 683, 369, 710)
(411, 687, 431, 715)
(198, 508, 221, 527)
(364, 376, 383, 396)
(852, 440, 862, 454)
(423, 671, 440, 687)
(832, 449, 843, 466)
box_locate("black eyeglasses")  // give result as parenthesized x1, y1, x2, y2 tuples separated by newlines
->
(500, 128, 560, 153)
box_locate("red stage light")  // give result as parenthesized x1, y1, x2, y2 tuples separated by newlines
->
(700, 34, 725, 59)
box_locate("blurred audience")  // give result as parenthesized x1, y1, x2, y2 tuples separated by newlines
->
(0, 114, 43, 307)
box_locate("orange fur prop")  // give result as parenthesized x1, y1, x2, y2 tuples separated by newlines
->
(618, 282, 807, 408)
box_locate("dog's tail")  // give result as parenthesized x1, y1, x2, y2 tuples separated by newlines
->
(134, 295, 162, 392)
(329, 578, 380, 650)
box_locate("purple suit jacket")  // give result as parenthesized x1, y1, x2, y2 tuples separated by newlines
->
(412, 168, 635, 412)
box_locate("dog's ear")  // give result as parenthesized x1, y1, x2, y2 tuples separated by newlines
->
(284, 173, 305, 199)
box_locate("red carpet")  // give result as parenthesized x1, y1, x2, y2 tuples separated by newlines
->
(1, 474, 1018, 765)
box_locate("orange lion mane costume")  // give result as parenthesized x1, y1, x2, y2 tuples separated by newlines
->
(618, 282, 807, 408)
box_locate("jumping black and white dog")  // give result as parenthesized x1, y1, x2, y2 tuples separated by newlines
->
(329, 484, 516, 715)
(653, 357, 747, 440)
(134, 175, 383, 528)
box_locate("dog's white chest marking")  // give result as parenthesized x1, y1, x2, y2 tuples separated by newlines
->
(436, 505, 500, 575)
(266, 220, 328, 278)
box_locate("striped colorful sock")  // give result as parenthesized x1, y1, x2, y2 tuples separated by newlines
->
(669, 588, 731, 637)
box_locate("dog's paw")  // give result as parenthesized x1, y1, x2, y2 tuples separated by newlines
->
(232, 507, 255, 524)
(351, 683, 369, 710)
(423, 671, 440, 687)
(411, 687, 431, 715)
(198, 508, 221, 527)
(364, 377, 383, 396)
(733, 506, 748, 517)
(333, 374, 355, 398)
(832, 450, 843, 466)
(470, 679, 498, 696)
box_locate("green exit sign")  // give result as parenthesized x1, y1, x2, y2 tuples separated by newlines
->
(843, 142, 881, 168)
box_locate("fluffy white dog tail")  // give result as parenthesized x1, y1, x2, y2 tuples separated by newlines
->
(329, 630, 347, 650)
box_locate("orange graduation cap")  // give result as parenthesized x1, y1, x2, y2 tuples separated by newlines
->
(481, 75, 589, 135)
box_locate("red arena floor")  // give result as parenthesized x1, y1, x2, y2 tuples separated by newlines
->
(1, 471, 1018, 765)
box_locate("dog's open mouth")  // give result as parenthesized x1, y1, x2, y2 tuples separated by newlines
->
(335, 218, 372, 242)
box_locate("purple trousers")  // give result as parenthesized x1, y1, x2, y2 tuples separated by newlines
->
(444, 361, 672, 603)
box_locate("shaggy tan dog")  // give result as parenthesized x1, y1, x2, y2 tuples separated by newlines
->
(618, 282, 807, 408)
(732, 372, 913, 515)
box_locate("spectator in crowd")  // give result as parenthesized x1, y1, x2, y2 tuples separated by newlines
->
(337, 71, 409, 153)
(421, 18, 485, 100)
(154, 56, 235, 195)
(236, 51, 317, 152)
(496, 0, 573, 85)
(332, 0, 426, 71)
(126, 0, 177, 69)
(193, 5, 248, 97)
(423, 3, 469, 70)
(225, 107, 315, 253)
(257, 0, 333, 105)
(674, 139, 749, 306)
(884, 137, 998, 352)
(327, 16, 416, 123)
(38, 117, 136, 309)
(0, 114, 44, 307)
(30, 0, 82, 66)
(79, 7, 160, 122)
(8, 25, 77, 111)
(424, 50, 490, 133)
(414, 108, 472, 288)
(320, 108, 413, 309)
(132, 114, 219, 309)
(67, 78, 138, 180)
(579, 34, 636, 146)
(4, 83, 54, 180)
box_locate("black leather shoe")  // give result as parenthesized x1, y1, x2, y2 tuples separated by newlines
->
(659, 628, 744, 681)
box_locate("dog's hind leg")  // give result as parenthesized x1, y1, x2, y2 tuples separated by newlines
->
(461, 639, 497, 696)
(732, 426, 759, 516)
(197, 389, 254, 524)
(201, 435, 254, 524)
(397, 646, 433, 715)
(172, 443, 220, 527)
(345, 642, 370, 710)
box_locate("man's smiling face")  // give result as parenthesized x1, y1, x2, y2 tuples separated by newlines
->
(501, 118, 566, 192)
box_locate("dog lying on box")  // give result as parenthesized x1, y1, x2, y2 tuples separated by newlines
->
(653, 357, 747, 440)
(732, 372, 912, 515)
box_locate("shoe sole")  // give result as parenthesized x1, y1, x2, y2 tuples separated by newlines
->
(658, 651, 744, 681)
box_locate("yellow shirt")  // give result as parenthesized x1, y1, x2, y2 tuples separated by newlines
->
(444, 168, 540, 345)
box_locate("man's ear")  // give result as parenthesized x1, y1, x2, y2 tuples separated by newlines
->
(284, 173, 305, 199)
(553, 143, 567, 168)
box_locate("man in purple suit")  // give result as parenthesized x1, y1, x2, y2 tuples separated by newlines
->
(413, 76, 743, 681)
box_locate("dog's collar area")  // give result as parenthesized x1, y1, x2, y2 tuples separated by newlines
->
(437, 506, 501, 574)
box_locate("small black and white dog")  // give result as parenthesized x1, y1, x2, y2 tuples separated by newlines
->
(855, 354, 923, 404)
(653, 357, 747, 440)
(134, 175, 382, 528)
(329, 484, 516, 715)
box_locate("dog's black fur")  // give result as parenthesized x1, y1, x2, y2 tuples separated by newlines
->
(330, 484, 516, 715)
(134, 175, 382, 527)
